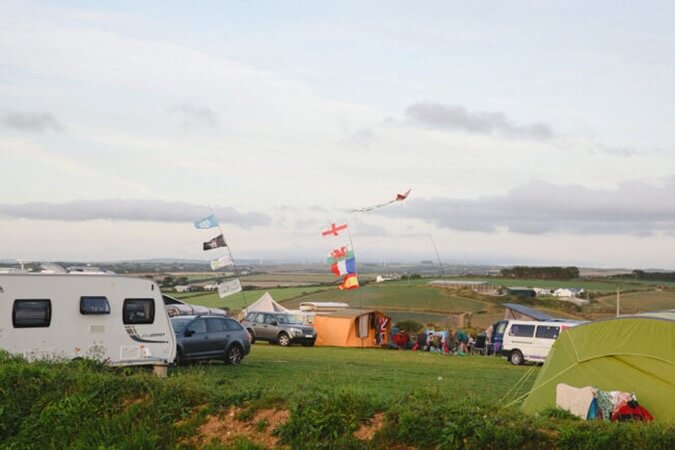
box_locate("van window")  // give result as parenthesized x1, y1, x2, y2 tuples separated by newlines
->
(80, 296, 111, 315)
(13, 299, 51, 328)
(535, 325, 560, 339)
(123, 298, 155, 324)
(509, 324, 535, 337)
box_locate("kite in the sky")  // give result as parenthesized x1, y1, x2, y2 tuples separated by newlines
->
(350, 188, 412, 213)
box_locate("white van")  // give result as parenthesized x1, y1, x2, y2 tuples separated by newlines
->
(0, 273, 176, 367)
(500, 320, 583, 365)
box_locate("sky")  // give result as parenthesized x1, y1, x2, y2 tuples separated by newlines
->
(1, 1, 674, 269)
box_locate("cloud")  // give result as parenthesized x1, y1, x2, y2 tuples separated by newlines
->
(169, 102, 218, 128)
(382, 177, 675, 235)
(1, 111, 64, 133)
(404, 102, 554, 139)
(0, 199, 271, 228)
(348, 128, 376, 148)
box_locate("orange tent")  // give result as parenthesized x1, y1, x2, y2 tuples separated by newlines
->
(313, 309, 391, 347)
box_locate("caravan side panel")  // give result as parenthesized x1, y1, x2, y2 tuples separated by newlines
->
(0, 274, 176, 366)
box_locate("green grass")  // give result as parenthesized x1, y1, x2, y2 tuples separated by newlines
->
(170, 343, 534, 405)
(3, 349, 673, 449)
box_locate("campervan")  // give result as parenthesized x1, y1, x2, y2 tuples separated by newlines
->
(0, 273, 176, 367)
(500, 319, 584, 365)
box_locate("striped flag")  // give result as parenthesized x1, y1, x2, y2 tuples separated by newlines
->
(339, 274, 359, 290)
(331, 257, 356, 277)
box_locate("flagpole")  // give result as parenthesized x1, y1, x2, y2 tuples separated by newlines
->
(345, 215, 362, 310)
(209, 207, 248, 311)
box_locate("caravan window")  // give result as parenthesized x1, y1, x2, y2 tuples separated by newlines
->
(80, 296, 111, 315)
(509, 324, 535, 337)
(123, 298, 155, 324)
(535, 325, 560, 339)
(13, 299, 51, 328)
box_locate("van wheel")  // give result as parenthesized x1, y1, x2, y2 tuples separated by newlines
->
(225, 345, 243, 365)
(247, 329, 256, 344)
(277, 332, 291, 347)
(510, 350, 524, 366)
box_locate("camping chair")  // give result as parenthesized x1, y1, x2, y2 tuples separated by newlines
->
(471, 334, 488, 356)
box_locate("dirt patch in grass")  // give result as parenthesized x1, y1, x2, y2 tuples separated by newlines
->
(353, 412, 385, 441)
(197, 406, 290, 449)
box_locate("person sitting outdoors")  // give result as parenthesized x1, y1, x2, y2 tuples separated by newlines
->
(456, 329, 470, 355)
(392, 329, 410, 349)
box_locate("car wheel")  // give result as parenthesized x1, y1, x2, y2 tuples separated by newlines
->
(225, 344, 244, 365)
(277, 332, 291, 347)
(247, 329, 256, 344)
(510, 350, 524, 366)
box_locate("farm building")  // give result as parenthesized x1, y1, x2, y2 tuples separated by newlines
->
(428, 280, 498, 294)
(504, 287, 537, 298)
(553, 287, 584, 298)
(313, 309, 391, 348)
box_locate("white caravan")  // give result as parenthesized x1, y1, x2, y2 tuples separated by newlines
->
(0, 273, 176, 367)
(500, 319, 584, 365)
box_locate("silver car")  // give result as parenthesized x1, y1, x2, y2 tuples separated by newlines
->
(242, 311, 317, 346)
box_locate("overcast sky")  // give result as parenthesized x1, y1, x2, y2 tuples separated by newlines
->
(1, 1, 674, 269)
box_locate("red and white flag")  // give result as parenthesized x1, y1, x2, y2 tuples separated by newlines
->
(321, 222, 348, 237)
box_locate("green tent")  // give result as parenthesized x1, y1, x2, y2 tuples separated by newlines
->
(522, 310, 675, 423)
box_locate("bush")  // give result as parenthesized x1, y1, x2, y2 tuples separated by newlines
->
(275, 389, 375, 449)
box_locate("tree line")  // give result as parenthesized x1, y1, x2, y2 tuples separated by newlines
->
(499, 266, 580, 280)
(614, 270, 675, 282)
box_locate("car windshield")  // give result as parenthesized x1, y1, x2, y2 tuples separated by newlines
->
(276, 314, 304, 325)
(171, 317, 192, 334)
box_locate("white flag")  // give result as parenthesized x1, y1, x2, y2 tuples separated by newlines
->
(218, 278, 242, 298)
(210, 255, 233, 270)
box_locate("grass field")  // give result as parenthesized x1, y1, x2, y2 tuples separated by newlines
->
(595, 289, 675, 312)
(283, 284, 489, 313)
(171, 343, 536, 405)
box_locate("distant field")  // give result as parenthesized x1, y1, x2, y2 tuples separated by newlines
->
(173, 286, 333, 310)
(457, 277, 650, 293)
(595, 289, 675, 312)
(283, 284, 488, 313)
